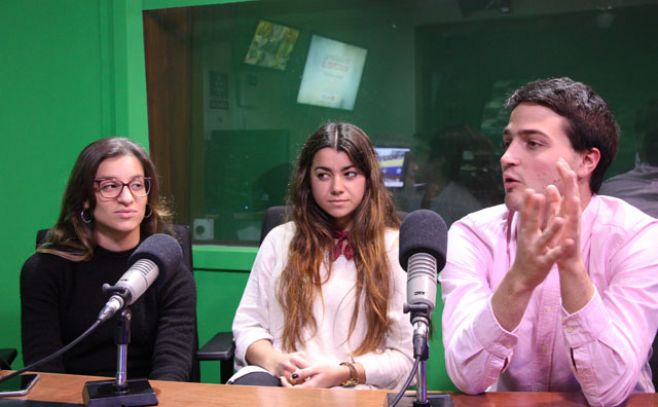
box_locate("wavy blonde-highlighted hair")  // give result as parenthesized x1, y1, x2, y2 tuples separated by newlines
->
(277, 122, 400, 355)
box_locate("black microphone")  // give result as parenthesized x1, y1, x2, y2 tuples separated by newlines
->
(399, 209, 448, 358)
(97, 233, 182, 322)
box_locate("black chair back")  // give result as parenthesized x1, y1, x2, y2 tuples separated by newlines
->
(0, 348, 17, 370)
(259, 206, 289, 245)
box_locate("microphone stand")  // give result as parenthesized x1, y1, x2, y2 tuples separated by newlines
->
(395, 303, 451, 407)
(83, 304, 158, 406)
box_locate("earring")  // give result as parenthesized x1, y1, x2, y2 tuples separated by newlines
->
(80, 209, 93, 224)
(144, 205, 153, 219)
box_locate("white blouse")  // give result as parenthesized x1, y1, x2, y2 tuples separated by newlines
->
(232, 222, 414, 390)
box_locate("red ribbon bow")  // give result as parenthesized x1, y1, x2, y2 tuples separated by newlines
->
(332, 230, 354, 261)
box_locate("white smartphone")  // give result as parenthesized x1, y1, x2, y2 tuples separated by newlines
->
(0, 373, 40, 397)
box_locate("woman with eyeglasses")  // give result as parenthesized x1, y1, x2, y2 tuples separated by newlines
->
(20, 137, 196, 381)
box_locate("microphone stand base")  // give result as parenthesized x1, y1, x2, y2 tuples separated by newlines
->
(83, 378, 158, 407)
(386, 393, 452, 407)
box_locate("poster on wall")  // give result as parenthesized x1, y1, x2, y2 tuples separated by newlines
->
(244, 20, 300, 71)
(296, 35, 367, 111)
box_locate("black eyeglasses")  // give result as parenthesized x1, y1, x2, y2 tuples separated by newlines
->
(94, 177, 151, 199)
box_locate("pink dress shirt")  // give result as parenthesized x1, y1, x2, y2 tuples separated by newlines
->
(439, 195, 658, 407)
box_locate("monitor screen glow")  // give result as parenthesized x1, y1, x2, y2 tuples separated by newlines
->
(296, 35, 367, 110)
(375, 147, 411, 188)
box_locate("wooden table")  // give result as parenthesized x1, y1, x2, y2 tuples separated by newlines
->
(3, 372, 657, 406)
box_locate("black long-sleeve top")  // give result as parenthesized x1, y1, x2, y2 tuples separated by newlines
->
(20, 245, 196, 381)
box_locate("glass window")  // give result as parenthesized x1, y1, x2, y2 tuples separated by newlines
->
(144, 0, 658, 244)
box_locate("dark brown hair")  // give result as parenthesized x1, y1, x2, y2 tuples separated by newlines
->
(38, 137, 171, 260)
(506, 77, 619, 192)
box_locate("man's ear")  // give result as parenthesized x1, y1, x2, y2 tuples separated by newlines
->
(577, 147, 601, 180)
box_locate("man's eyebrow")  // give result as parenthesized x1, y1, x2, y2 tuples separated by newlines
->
(518, 128, 548, 137)
(502, 128, 548, 138)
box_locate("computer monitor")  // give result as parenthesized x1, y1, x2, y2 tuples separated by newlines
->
(374, 147, 411, 188)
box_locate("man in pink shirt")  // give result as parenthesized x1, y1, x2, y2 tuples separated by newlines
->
(439, 77, 658, 407)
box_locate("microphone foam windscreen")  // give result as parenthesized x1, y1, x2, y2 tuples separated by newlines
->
(128, 233, 183, 275)
(399, 209, 448, 271)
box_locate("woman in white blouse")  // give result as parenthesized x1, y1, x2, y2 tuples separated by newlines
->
(231, 122, 413, 389)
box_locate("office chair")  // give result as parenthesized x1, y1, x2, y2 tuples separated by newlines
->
(259, 205, 290, 245)
(0, 348, 17, 370)
(34, 226, 235, 383)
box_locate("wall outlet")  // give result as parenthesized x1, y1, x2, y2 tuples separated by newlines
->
(193, 218, 214, 241)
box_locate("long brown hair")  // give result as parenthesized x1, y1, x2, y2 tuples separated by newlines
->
(277, 122, 400, 355)
(38, 137, 171, 261)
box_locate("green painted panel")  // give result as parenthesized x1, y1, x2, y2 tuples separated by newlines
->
(192, 245, 258, 271)
(112, 0, 150, 140)
(142, 0, 253, 12)
(1, 0, 113, 369)
(0, 0, 151, 369)
(195, 268, 250, 383)
(427, 288, 457, 390)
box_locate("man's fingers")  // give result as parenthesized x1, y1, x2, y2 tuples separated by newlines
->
(555, 160, 582, 241)
(563, 194, 581, 223)
(543, 244, 566, 264)
(557, 158, 578, 198)
(543, 238, 577, 264)
(519, 189, 544, 232)
(537, 215, 565, 249)
(545, 184, 561, 221)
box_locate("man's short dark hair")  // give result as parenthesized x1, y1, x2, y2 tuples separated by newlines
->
(505, 77, 619, 193)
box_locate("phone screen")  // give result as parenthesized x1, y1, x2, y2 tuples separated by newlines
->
(0, 374, 39, 397)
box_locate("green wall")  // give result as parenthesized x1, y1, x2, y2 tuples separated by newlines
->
(0, 0, 149, 371)
(0, 0, 263, 387)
